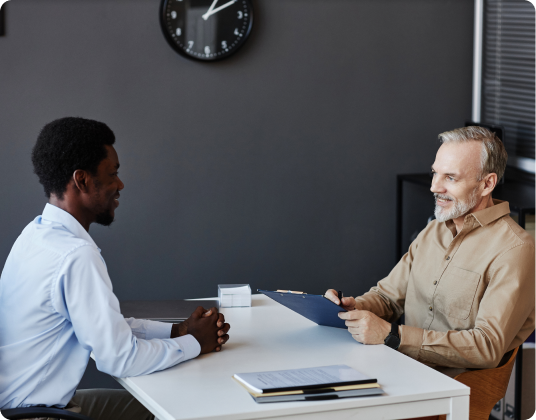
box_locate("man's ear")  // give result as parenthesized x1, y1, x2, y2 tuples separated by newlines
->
(72, 170, 92, 194)
(481, 173, 498, 197)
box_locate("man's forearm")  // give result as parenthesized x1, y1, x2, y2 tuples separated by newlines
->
(398, 325, 506, 369)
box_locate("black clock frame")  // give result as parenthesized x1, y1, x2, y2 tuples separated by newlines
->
(159, 0, 254, 62)
(0, 3, 6, 37)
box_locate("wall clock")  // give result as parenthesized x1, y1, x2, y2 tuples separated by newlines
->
(160, 0, 254, 61)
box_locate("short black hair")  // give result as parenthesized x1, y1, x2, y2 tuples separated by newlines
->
(32, 117, 116, 199)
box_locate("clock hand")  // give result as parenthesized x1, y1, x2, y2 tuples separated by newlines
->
(202, 0, 236, 20)
(203, 0, 219, 20)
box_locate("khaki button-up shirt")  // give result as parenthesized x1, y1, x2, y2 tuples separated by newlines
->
(355, 200, 535, 372)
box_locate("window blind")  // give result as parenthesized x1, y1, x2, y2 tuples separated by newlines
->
(482, 0, 535, 173)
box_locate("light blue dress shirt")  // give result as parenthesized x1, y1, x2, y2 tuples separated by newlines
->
(0, 204, 200, 409)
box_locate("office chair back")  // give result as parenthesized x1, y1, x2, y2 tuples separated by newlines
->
(450, 346, 518, 420)
(407, 347, 519, 420)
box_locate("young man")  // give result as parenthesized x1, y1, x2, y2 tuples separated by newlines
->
(326, 126, 534, 377)
(0, 117, 230, 419)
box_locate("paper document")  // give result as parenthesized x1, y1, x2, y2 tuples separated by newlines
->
(233, 364, 375, 394)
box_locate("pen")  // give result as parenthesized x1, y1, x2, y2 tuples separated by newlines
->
(338, 290, 343, 302)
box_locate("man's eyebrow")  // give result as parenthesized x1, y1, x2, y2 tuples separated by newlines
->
(431, 166, 458, 177)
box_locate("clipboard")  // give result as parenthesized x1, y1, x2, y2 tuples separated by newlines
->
(258, 289, 348, 329)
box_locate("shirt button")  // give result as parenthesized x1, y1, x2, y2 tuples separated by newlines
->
(433, 281, 437, 285)
(429, 306, 433, 311)
(446, 256, 450, 260)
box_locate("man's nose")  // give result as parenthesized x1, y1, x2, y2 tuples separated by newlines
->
(430, 175, 445, 194)
(117, 176, 125, 191)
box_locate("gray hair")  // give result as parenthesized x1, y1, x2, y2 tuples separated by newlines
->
(438, 126, 508, 181)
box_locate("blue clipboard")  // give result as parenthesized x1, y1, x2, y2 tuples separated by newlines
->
(258, 289, 348, 329)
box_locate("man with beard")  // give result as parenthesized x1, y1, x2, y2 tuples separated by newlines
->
(0, 117, 230, 419)
(326, 126, 534, 377)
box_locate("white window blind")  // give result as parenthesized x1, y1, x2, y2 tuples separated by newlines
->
(482, 0, 535, 173)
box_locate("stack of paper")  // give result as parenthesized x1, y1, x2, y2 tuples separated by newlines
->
(218, 284, 251, 308)
(233, 364, 383, 403)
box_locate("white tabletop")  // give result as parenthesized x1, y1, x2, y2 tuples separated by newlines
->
(115, 294, 469, 420)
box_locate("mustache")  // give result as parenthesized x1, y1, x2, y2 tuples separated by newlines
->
(434, 193, 454, 202)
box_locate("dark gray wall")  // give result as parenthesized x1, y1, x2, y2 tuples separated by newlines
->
(0, 2, 473, 300)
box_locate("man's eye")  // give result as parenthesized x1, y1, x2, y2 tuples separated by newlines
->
(447, 176, 454, 181)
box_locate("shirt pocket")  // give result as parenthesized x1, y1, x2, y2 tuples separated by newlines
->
(434, 266, 482, 320)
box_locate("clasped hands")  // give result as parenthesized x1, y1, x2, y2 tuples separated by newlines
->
(171, 306, 230, 354)
(324, 289, 391, 345)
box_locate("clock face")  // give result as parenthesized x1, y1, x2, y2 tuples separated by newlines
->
(160, 0, 254, 61)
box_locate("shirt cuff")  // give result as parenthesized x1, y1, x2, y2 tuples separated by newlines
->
(398, 325, 424, 360)
(173, 334, 201, 361)
(143, 320, 173, 340)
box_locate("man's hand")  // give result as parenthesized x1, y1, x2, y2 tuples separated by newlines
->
(171, 307, 219, 338)
(324, 289, 356, 311)
(338, 309, 391, 345)
(171, 306, 230, 353)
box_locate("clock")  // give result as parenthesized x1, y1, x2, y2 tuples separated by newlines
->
(159, 0, 254, 61)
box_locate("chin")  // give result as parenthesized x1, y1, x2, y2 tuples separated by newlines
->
(434, 206, 454, 223)
(95, 211, 115, 226)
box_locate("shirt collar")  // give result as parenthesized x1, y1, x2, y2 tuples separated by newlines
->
(470, 199, 510, 227)
(41, 203, 99, 249)
(443, 199, 510, 235)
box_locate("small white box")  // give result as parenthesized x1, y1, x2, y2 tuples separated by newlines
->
(218, 284, 251, 308)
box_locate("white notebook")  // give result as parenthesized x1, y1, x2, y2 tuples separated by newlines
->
(233, 364, 376, 394)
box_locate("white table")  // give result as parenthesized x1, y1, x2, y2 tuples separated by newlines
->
(114, 295, 469, 420)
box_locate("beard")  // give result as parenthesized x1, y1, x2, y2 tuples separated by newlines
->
(92, 178, 117, 226)
(95, 209, 115, 226)
(434, 187, 480, 223)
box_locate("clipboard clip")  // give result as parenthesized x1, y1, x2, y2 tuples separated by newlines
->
(276, 290, 307, 294)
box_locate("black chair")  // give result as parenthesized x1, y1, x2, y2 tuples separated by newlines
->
(1, 407, 92, 420)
